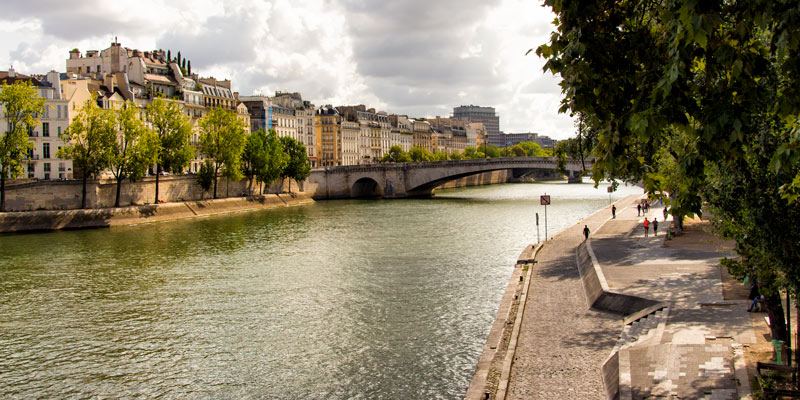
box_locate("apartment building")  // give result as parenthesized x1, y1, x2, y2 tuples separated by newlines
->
(0, 69, 90, 180)
(388, 115, 413, 152)
(315, 105, 340, 167)
(340, 120, 360, 166)
(452, 105, 501, 146)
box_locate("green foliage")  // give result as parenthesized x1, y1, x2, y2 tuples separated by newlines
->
(241, 129, 287, 194)
(554, 141, 568, 175)
(279, 136, 310, 191)
(433, 150, 449, 161)
(196, 159, 214, 193)
(539, 0, 800, 338)
(380, 145, 412, 163)
(409, 145, 434, 162)
(147, 97, 193, 174)
(57, 97, 117, 208)
(518, 141, 547, 157)
(463, 146, 480, 159)
(448, 152, 464, 160)
(109, 102, 160, 206)
(199, 107, 247, 198)
(484, 145, 501, 158)
(510, 144, 527, 157)
(0, 81, 44, 211)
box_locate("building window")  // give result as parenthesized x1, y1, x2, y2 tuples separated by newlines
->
(43, 143, 50, 159)
(42, 122, 49, 137)
(44, 163, 51, 172)
(57, 126, 61, 137)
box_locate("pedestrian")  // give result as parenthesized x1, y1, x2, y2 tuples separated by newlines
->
(637, 204, 641, 216)
(653, 218, 659, 236)
(583, 225, 590, 240)
(643, 218, 650, 238)
(748, 284, 762, 312)
(663, 207, 668, 220)
(612, 205, 616, 219)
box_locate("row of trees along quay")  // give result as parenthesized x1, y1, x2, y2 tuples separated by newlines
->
(538, 0, 800, 376)
(378, 140, 551, 164)
(0, 81, 310, 211)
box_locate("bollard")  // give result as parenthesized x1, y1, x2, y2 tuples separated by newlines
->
(772, 340, 785, 365)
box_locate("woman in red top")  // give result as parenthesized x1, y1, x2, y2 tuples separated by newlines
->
(643, 218, 650, 238)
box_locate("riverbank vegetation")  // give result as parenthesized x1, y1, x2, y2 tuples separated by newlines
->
(379, 141, 550, 164)
(539, 0, 800, 359)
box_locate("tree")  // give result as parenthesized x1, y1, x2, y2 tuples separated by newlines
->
(484, 145, 500, 158)
(518, 141, 547, 157)
(109, 102, 159, 207)
(538, 0, 800, 343)
(147, 97, 193, 204)
(433, 150, 449, 162)
(199, 107, 247, 199)
(553, 141, 568, 176)
(380, 145, 411, 163)
(0, 81, 44, 211)
(510, 144, 527, 157)
(196, 159, 214, 198)
(57, 98, 117, 209)
(259, 129, 286, 194)
(242, 128, 268, 194)
(409, 145, 433, 162)
(167, 50, 171, 62)
(463, 147, 479, 159)
(279, 136, 310, 193)
(449, 152, 464, 160)
(187, 60, 192, 76)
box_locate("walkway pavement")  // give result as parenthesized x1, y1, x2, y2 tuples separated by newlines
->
(505, 195, 755, 399)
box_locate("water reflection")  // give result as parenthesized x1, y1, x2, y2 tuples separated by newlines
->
(0, 181, 641, 398)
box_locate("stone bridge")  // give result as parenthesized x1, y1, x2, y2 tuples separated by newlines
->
(306, 157, 588, 199)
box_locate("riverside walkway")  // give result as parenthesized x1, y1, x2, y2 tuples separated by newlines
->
(500, 194, 755, 399)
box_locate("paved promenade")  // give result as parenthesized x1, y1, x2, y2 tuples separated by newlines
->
(505, 195, 755, 399)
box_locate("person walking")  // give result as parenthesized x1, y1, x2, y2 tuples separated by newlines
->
(637, 204, 641, 216)
(583, 225, 590, 240)
(653, 218, 659, 236)
(643, 218, 650, 238)
(748, 284, 762, 312)
(612, 205, 616, 219)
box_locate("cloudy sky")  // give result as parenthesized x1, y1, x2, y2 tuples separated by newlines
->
(0, 0, 577, 139)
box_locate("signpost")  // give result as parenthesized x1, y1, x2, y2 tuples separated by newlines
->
(540, 194, 550, 240)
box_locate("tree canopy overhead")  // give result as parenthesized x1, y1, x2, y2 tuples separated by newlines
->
(538, 0, 800, 343)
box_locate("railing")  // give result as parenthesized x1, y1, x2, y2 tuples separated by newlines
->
(29, 132, 39, 137)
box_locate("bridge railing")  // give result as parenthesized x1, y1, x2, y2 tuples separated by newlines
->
(311, 157, 589, 173)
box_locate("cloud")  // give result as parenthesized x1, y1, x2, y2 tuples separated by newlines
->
(0, 0, 578, 140)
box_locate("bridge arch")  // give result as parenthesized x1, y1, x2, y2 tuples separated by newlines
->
(351, 177, 383, 198)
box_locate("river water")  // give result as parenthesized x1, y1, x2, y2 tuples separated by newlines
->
(0, 180, 641, 399)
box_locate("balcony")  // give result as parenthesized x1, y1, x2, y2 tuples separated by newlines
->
(25, 154, 40, 160)
(28, 131, 39, 137)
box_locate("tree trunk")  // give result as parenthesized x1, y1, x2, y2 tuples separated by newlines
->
(1, 174, 5, 212)
(766, 293, 789, 346)
(115, 177, 123, 207)
(226, 176, 229, 198)
(213, 166, 219, 199)
(81, 175, 88, 209)
(288, 178, 292, 193)
(155, 164, 160, 204)
(578, 117, 586, 172)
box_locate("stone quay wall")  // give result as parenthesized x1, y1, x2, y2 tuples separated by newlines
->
(2, 176, 302, 212)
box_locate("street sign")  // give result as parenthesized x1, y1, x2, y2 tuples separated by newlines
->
(540, 195, 551, 205)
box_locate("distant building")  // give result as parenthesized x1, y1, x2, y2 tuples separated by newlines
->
(491, 132, 557, 149)
(315, 105, 340, 167)
(452, 105, 500, 145)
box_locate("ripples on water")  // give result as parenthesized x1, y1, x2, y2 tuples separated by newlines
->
(0, 180, 641, 399)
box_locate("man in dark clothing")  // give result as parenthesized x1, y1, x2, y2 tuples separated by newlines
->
(637, 204, 641, 216)
(583, 225, 590, 240)
(653, 218, 659, 236)
(612, 205, 616, 219)
(748, 284, 762, 312)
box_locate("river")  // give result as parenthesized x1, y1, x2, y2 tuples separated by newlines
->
(0, 180, 641, 399)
